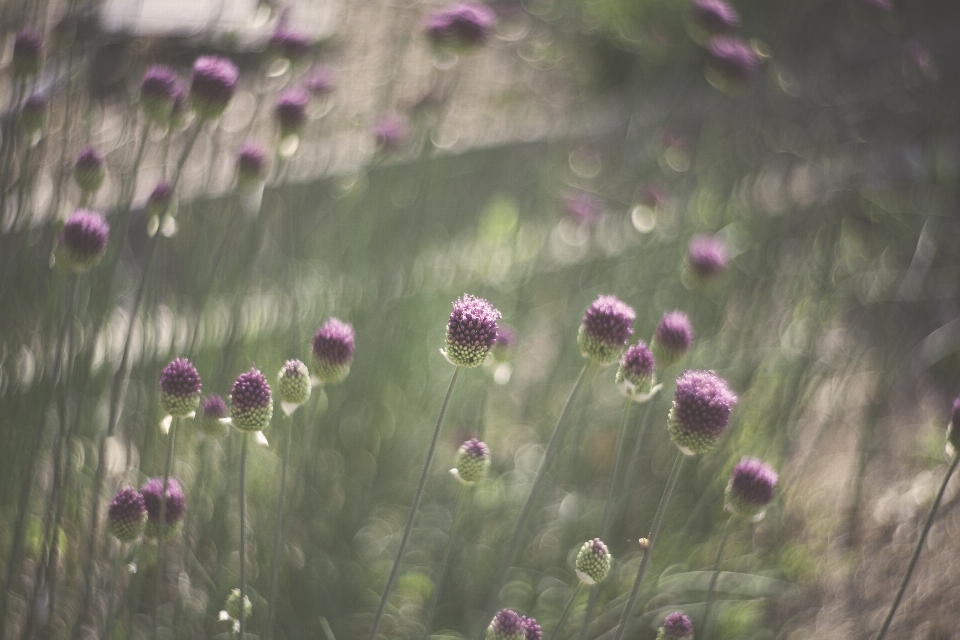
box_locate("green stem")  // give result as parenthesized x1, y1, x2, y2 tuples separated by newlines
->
(701, 516, 734, 640)
(103, 541, 124, 640)
(874, 452, 960, 640)
(239, 432, 251, 640)
(422, 485, 469, 637)
(152, 417, 179, 640)
(368, 366, 463, 640)
(548, 582, 584, 640)
(266, 411, 296, 640)
(610, 451, 687, 640)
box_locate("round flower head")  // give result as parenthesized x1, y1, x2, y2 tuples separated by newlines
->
(140, 65, 182, 123)
(657, 612, 693, 640)
(230, 367, 273, 432)
(159, 357, 202, 418)
(486, 609, 525, 640)
(687, 234, 728, 279)
(275, 88, 310, 138)
(13, 28, 44, 77)
(651, 311, 693, 367)
(107, 487, 147, 542)
(616, 341, 657, 402)
(57, 209, 110, 271)
(269, 26, 312, 62)
(225, 588, 252, 621)
(575, 538, 612, 585)
(278, 359, 312, 410)
(668, 370, 737, 455)
(312, 318, 355, 385)
(577, 295, 636, 364)
(706, 36, 760, 92)
(236, 143, 269, 189)
(147, 181, 173, 218)
(690, 0, 741, 35)
(564, 190, 601, 226)
(947, 396, 960, 455)
(425, 2, 497, 51)
(73, 145, 106, 194)
(453, 438, 490, 484)
(520, 617, 541, 640)
(373, 113, 410, 151)
(305, 65, 337, 96)
(190, 56, 239, 120)
(492, 323, 518, 362)
(199, 394, 229, 436)
(141, 477, 186, 539)
(444, 294, 501, 367)
(20, 93, 48, 134)
(725, 457, 778, 520)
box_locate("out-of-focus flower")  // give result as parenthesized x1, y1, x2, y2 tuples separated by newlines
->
(275, 88, 310, 137)
(667, 370, 737, 455)
(651, 311, 693, 368)
(58, 209, 109, 271)
(305, 65, 338, 96)
(230, 367, 273, 432)
(190, 56, 239, 120)
(563, 190, 602, 226)
(140, 65, 182, 123)
(312, 318, 356, 385)
(20, 93, 48, 134)
(159, 357, 202, 418)
(425, 2, 497, 51)
(452, 438, 490, 484)
(492, 323, 517, 362)
(278, 359, 311, 410)
(236, 143, 269, 189)
(689, 0, 740, 35)
(578, 295, 635, 364)
(687, 234, 728, 279)
(575, 538, 612, 585)
(269, 26, 312, 62)
(13, 28, 44, 77)
(656, 612, 693, 640)
(616, 341, 657, 403)
(443, 295, 501, 367)
(706, 36, 760, 93)
(725, 457, 778, 520)
(108, 487, 147, 542)
(73, 146, 106, 195)
(199, 394, 229, 436)
(146, 182, 173, 218)
(373, 113, 410, 151)
(141, 477, 186, 539)
(486, 610, 525, 640)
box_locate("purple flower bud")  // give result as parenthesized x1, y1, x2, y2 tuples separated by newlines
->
(305, 65, 338, 96)
(373, 113, 410, 151)
(563, 190, 601, 226)
(578, 295, 635, 364)
(190, 56, 239, 120)
(486, 610, 525, 640)
(445, 294, 501, 367)
(275, 88, 310, 137)
(520, 616, 541, 640)
(725, 456, 778, 519)
(278, 359, 311, 407)
(146, 182, 174, 218)
(108, 487, 147, 542)
(454, 438, 490, 484)
(687, 234, 728, 279)
(657, 612, 693, 640)
(706, 36, 760, 92)
(20, 92, 48, 134)
(689, 0, 741, 35)
(236, 142, 269, 189)
(651, 311, 693, 367)
(13, 28, 44, 77)
(140, 65, 182, 122)
(74, 145, 106, 194)
(616, 341, 656, 402)
(141, 477, 186, 539)
(58, 209, 110, 271)
(575, 538, 611, 585)
(199, 394, 229, 436)
(425, 2, 497, 51)
(230, 367, 273, 432)
(269, 26, 312, 62)
(668, 370, 737, 455)
(312, 318, 356, 385)
(492, 323, 518, 362)
(159, 357, 202, 418)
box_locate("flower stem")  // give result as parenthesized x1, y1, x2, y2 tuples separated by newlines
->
(239, 432, 251, 640)
(103, 541, 124, 640)
(151, 416, 179, 640)
(548, 582, 584, 640)
(266, 411, 296, 640)
(874, 451, 960, 640)
(610, 451, 687, 640)
(700, 515, 734, 640)
(423, 485, 469, 637)
(475, 363, 592, 640)
(368, 365, 463, 640)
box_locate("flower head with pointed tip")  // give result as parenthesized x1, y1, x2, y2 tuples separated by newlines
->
(278, 359, 311, 406)
(725, 456, 778, 519)
(108, 487, 147, 542)
(312, 318, 355, 385)
(190, 56, 239, 120)
(445, 295, 501, 367)
(668, 370, 737, 455)
(651, 311, 693, 367)
(687, 234, 728, 279)
(58, 209, 109, 271)
(140, 65, 182, 122)
(575, 538, 612, 584)
(230, 367, 273, 432)
(616, 341, 656, 401)
(578, 295, 635, 364)
(486, 610, 525, 640)
(141, 477, 186, 539)
(454, 438, 490, 484)
(159, 357, 202, 418)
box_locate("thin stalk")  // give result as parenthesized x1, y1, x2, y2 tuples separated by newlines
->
(239, 432, 251, 640)
(422, 485, 469, 637)
(151, 417, 180, 640)
(475, 363, 592, 640)
(700, 516, 734, 640)
(368, 366, 463, 640)
(610, 451, 687, 640)
(874, 452, 960, 640)
(103, 541, 124, 640)
(266, 411, 297, 640)
(548, 582, 584, 640)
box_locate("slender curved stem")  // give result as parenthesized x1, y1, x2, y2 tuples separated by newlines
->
(549, 582, 584, 640)
(611, 451, 686, 640)
(266, 411, 296, 640)
(368, 366, 463, 640)
(151, 417, 179, 640)
(239, 432, 251, 640)
(874, 452, 960, 640)
(422, 485, 468, 637)
(103, 542, 124, 640)
(701, 516, 734, 640)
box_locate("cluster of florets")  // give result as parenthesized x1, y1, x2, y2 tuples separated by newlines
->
(453, 438, 491, 484)
(13, 28, 45, 77)
(159, 357, 202, 418)
(444, 295, 501, 368)
(141, 477, 187, 540)
(58, 209, 110, 271)
(668, 370, 737, 455)
(616, 341, 657, 402)
(312, 318, 356, 384)
(140, 65, 183, 123)
(236, 143, 269, 189)
(269, 26, 312, 62)
(578, 295, 635, 364)
(230, 367, 274, 432)
(275, 89, 310, 138)
(689, 0, 741, 35)
(425, 2, 497, 51)
(651, 311, 693, 367)
(373, 113, 410, 150)
(706, 36, 760, 92)
(520, 616, 541, 640)
(657, 612, 693, 640)
(190, 56, 239, 120)
(687, 234, 728, 279)
(108, 487, 147, 542)
(725, 456, 778, 520)
(486, 609, 525, 640)
(73, 146, 106, 194)
(20, 93, 48, 134)
(199, 394, 229, 436)
(575, 538, 612, 585)
(278, 359, 312, 409)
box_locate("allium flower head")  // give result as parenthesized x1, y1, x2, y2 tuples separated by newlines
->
(425, 2, 497, 51)
(278, 359, 311, 408)
(564, 190, 601, 226)
(140, 65, 181, 122)
(108, 487, 147, 542)
(58, 209, 110, 271)
(73, 146, 106, 194)
(616, 341, 657, 402)
(236, 143, 269, 189)
(492, 323, 518, 362)
(141, 477, 186, 539)
(690, 0, 741, 34)
(275, 88, 310, 137)
(668, 370, 737, 455)
(305, 65, 338, 95)
(13, 28, 44, 77)
(947, 395, 960, 455)
(575, 538, 612, 585)
(444, 294, 501, 367)
(687, 234, 728, 279)
(486, 609, 525, 640)
(373, 113, 410, 151)
(651, 311, 693, 367)
(706, 36, 760, 92)
(147, 181, 173, 218)
(520, 617, 541, 640)
(20, 93, 48, 134)
(190, 56, 239, 120)
(225, 588, 252, 621)
(159, 357, 202, 418)
(657, 612, 693, 640)
(269, 26, 312, 62)
(578, 295, 635, 364)
(199, 394, 229, 436)
(312, 318, 355, 385)
(453, 438, 490, 484)
(230, 367, 273, 432)
(725, 456, 778, 520)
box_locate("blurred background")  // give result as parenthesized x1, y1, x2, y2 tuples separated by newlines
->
(2, 0, 960, 639)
